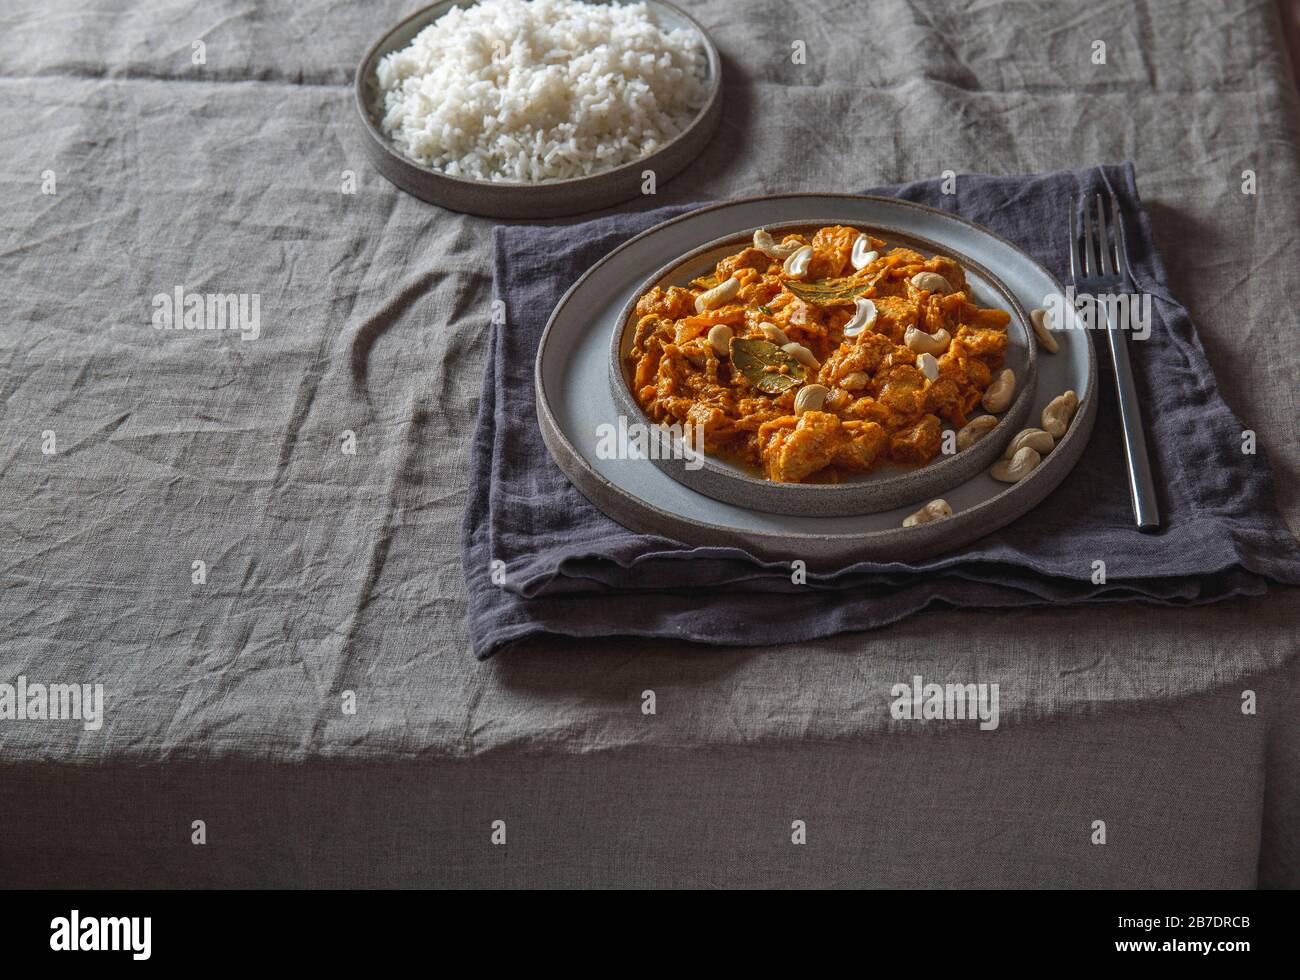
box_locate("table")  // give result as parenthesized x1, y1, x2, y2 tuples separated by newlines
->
(1, 0, 1296, 887)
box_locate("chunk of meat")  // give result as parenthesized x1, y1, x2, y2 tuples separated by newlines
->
(758, 411, 842, 482)
(876, 364, 925, 418)
(655, 344, 691, 398)
(954, 324, 1008, 366)
(633, 336, 663, 390)
(922, 376, 968, 427)
(716, 247, 775, 280)
(839, 396, 891, 425)
(630, 315, 673, 389)
(630, 314, 667, 357)
(868, 295, 920, 342)
(927, 255, 968, 293)
(675, 307, 745, 343)
(877, 248, 929, 285)
(831, 420, 887, 472)
(686, 402, 740, 452)
(963, 305, 1012, 329)
(889, 414, 943, 464)
(808, 225, 863, 278)
(635, 285, 695, 320)
(820, 332, 892, 383)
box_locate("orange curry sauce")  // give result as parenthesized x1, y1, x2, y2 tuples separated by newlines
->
(626, 225, 1010, 483)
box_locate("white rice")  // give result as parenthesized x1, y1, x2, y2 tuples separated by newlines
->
(374, 0, 708, 183)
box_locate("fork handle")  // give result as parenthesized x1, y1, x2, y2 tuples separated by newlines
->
(1102, 310, 1161, 531)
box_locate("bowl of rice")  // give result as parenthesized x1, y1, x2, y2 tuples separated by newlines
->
(355, 0, 722, 218)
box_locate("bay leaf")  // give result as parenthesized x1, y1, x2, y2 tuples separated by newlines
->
(729, 337, 808, 394)
(784, 275, 876, 307)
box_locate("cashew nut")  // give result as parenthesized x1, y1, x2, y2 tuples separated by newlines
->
(838, 371, 870, 391)
(783, 245, 814, 279)
(707, 324, 733, 357)
(902, 498, 953, 528)
(1041, 390, 1079, 438)
(794, 384, 829, 415)
(1030, 307, 1059, 354)
(851, 234, 879, 271)
(842, 298, 878, 338)
(910, 271, 954, 294)
(759, 322, 790, 346)
(1004, 428, 1054, 458)
(917, 352, 940, 381)
(981, 368, 1016, 413)
(695, 276, 739, 314)
(782, 342, 820, 370)
(956, 415, 997, 450)
(990, 446, 1041, 483)
(904, 327, 951, 356)
(753, 228, 801, 261)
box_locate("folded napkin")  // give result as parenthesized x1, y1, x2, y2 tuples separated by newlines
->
(461, 163, 1300, 658)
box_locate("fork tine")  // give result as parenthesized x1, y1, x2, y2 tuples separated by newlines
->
(1110, 193, 1132, 283)
(1068, 197, 1081, 282)
(1095, 193, 1115, 277)
(1082, 196, 1096, 277)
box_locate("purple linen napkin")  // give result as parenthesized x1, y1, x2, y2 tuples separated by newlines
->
(460, 163, 1300, 658)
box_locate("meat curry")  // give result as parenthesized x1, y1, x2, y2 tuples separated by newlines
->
(625, 225, 1011, 483)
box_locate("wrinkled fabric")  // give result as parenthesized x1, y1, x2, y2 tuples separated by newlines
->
(2, 0, 1299, 890)
(1, 0, 1297, 768)
(465, 163, 1300, 658)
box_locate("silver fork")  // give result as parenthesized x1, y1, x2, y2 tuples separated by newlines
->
(1070, 192, 1160, 531)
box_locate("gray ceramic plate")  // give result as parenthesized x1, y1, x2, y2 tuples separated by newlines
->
(536, 194, 1097, 567)
(354, 0, 723, 219)
(608, 221, 1038, 515)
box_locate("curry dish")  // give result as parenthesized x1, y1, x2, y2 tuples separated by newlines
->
(625, 225, 1012, 483)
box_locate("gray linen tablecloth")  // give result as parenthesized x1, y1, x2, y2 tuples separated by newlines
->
(2, 0, 1297, 887)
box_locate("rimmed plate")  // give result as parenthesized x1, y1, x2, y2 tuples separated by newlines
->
(608, 220, 1038, 516)
(536, 194, 1097, 567)
(353, 0, 723, 219)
